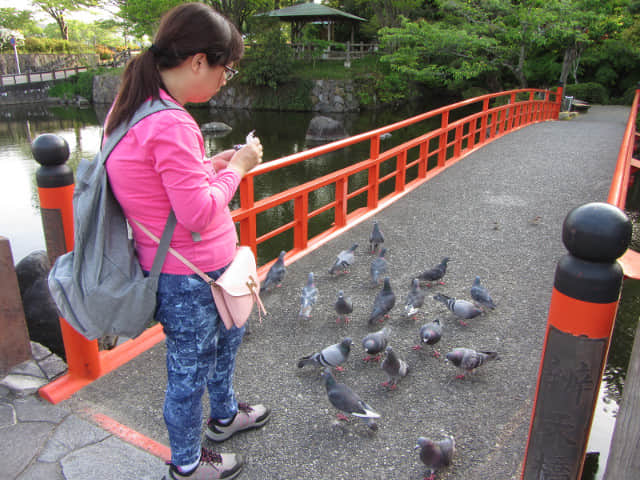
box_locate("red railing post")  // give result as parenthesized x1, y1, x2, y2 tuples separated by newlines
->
(238, 176, 257, 255)
(438, 110, 449, 167)
(554, 85, 564, 119)
(32, 134, 103, 403)
(335, 177, 348, 227)
(480, 98, 489, 144)
(293, 193, 309, 251)
(395, 150, 407, 193)
(418, 141, 428, 178)
(522, 202, 631, 480)
(367, 137, 381, 210)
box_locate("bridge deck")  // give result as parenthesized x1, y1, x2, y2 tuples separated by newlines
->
(67, 105, 630, 479)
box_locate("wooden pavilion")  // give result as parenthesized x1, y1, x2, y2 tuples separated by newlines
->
(256, 2, 366, 42)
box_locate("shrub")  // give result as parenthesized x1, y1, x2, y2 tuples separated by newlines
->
(563, 82, 609, 104)
(48, 67, 107, 101)
(241, 20, 294, 89)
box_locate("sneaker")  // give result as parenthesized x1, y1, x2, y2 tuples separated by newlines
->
(164, 448, 243, 480)
(205, 403, 270, 442)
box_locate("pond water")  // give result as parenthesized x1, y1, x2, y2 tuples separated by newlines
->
(0, 102, 636, 479)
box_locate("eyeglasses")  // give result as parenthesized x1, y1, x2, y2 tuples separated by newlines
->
(224, 65, 238, 81)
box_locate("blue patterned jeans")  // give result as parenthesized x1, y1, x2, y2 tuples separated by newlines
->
(155, 268, 246, 466)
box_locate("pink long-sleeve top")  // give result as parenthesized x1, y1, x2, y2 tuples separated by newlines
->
(105, 90, 241, 274)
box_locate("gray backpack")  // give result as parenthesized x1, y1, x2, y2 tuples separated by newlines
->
(48, 99, 184, 340)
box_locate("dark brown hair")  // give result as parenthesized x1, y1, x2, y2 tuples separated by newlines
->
(105, 2, 243, 135)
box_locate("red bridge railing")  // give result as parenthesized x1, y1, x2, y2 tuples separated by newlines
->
(37, 87, 561, 403)
(607, 84, 640, 279)
(236, 88, 561, 267)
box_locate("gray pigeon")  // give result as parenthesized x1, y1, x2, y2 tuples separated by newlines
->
(470, 276, 497, 310)
(369, 248, 388, 286)
(329, 243, 358, 275)
(404, 278, 426, 319)
(299, 272, 319, 319)
(334, 290, 353, 324)
(362, 326, 391, 362)
(413, 319, 443, 357)
(261, 250, 286, 292)
(369, 221, 384, 253)
(445, 347, 498, 378)
(321, 368, 380, 430)
(298, 337, 352, 371)
(433, 293, 483, 326)
(415, 435, 456, 480)
(418, 257, 449, 287)
(381, 345, 409, 389)
(368, 277, 396, 325)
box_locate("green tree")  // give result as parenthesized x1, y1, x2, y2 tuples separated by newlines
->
(112, 0, 182, 38)
(0, 8, 43, 37)
(33, 0, 101, 40)
(204, 0, 271, 31)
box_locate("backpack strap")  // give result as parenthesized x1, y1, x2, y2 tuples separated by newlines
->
(101, 99, 185, 276)
(101, 99, 185, 164)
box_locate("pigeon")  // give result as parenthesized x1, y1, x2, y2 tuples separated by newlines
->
(418, 257, 449, 287)
(329, 243, 358, 275)
(298, 272, 319, 319)
(334, 290, 353, 324)
(321, 368, 380, 430)
(404, 278, 426, 319)
(415, 435, 456, 480)
(261, 250, 286, 292)
(470, 276, 497, 310)
(445, 347, 498, 378)
(369, 248, 388, 286)
(413, 319, 443, 357)
(298, 337, 352, 371)
(362, 326, 391, 362)
(369, 221, 384, 253)
(381, 345, 409, 389)
(368, 277, 396, 325)
(433, 293, 482, 326)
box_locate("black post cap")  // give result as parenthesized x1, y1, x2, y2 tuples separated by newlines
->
(32, 134, 70, 167)
(562, 202, 631, 262)
(32, 134, 74, 188)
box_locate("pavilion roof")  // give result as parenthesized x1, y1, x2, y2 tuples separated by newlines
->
(257, 2, 366, 23)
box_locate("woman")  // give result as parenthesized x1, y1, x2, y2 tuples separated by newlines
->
(104, 4, 268, 479)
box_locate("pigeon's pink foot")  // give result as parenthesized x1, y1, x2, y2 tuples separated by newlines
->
(432, 350, 441, 358)
(412, 345, 422, 350)
(373, 354, 382, 362)
(363, 355, 372, 362)
(336, 413, 350, 422)
(335, 366, 345, 372)
(456, 374, 466, 379)
(381, 381, 389, 387)
(459, 320, 468, 327)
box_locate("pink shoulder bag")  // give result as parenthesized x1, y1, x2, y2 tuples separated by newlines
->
(134, 220, 266, 330)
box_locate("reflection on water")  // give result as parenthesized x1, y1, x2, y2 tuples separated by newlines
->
(1, 103, 638, 478)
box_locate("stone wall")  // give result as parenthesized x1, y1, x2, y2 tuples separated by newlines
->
(207, 79, 359, 112)
(0, 53, 99, 75)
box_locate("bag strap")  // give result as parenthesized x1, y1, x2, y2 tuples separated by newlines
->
(133, 218, 266, 322)
(148, 210, 178, 279)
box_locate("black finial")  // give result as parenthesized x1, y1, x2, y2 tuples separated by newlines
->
(562, 202, 631, 262)
(32, 134, 73, 188)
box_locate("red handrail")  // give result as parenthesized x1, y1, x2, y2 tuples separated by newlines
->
(233, 88, 561, 269)
(607, 85, 640, 279)
(39, 87, 561, 403)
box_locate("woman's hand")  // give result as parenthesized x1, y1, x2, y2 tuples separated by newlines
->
(227, 136, 263, 177)
(210, 149, 234, 172)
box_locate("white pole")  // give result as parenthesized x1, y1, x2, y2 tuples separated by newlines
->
(10, 37, 21, 75)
